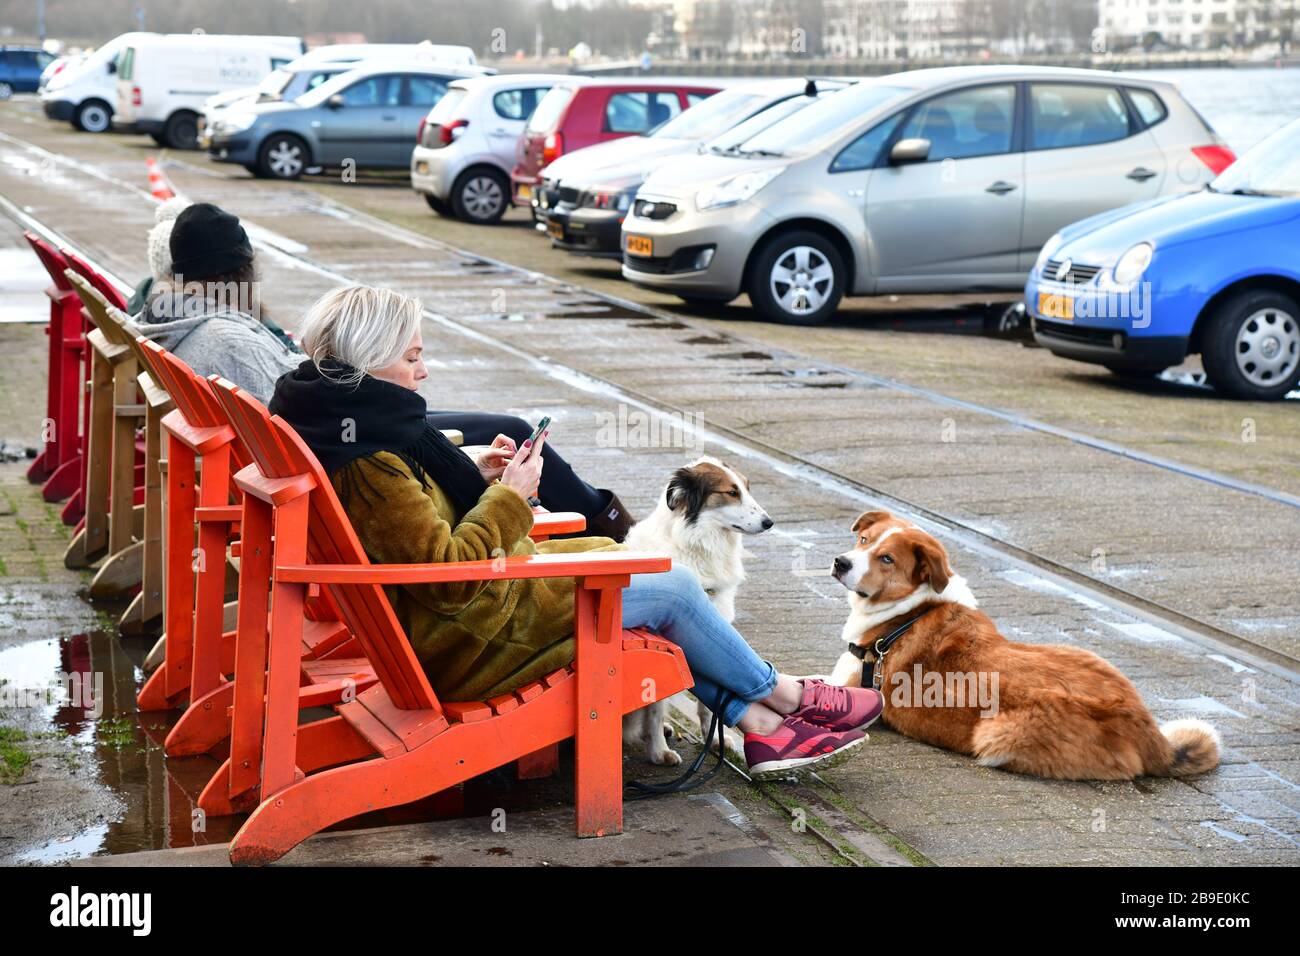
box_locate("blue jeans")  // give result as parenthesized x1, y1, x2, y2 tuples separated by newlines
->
(620, 567, 777, 727)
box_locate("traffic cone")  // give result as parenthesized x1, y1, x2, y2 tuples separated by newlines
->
(145, 157, 175, 201)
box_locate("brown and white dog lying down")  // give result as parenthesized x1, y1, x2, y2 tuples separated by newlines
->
(828, 510, 1220, 780)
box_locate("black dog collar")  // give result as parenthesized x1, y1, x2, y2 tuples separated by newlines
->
(848, 610, 930, 688)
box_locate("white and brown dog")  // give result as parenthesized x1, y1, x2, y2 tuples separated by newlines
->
(622, 457, 773, 764)
(828, 510, 1220, 780)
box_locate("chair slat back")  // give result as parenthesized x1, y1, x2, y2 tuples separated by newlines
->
(209, 377, 440, 712)
(62, 249, 129, 311)
(23, 232, 75, 293)
(65, 271, 136, 350)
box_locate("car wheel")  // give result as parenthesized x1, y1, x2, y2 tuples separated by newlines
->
(1201, 289, 1300, 400)
(258, 134, 309, 180)
(451, 168, 509, 223)
(74, 100, 112, 133)
(0, 83, 12, 101)
(747, 230, 844, 326)
(424, 193, 451, 216)
(163, 110, 199, 150)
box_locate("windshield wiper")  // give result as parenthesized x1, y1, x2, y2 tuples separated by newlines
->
(1230, 187, 1276, 197)
(736, 148, 784, 158)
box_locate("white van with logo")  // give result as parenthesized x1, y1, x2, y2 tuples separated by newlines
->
(113, 33, 304, 149)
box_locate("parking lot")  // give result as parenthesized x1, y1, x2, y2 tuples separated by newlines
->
(1, 90, 1298, 867)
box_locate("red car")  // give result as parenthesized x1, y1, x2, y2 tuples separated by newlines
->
(511, 77, 720, 216)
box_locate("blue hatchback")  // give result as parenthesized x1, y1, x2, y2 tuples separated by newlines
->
(0, 47, 55, 98)
(1026, 117, 1300, 400)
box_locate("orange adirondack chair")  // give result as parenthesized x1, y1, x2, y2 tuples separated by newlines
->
(23, 233, 86, 508)
(204, 376, 691, 864)
(135, 340, 588, 766)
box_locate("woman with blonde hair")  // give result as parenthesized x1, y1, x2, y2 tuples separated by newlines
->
(270, 284, 884, 778)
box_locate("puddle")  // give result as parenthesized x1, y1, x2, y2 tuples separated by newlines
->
(628, 320, 688, 330)
(707, 351, 774, 361)
(682, 334, 731, 346)
(547, 300, 647, 320)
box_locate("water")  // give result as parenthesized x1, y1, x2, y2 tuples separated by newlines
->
(1124, 67, 1300, 150)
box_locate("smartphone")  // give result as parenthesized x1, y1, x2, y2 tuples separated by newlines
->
(525, 415, 552, 448)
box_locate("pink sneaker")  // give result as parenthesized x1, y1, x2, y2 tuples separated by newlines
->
(794, 679, 884, 733)
(743, 715, 868, 780)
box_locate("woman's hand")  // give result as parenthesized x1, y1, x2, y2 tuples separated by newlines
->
(500, 431, 546, 501)
(474, 433, 517, 483)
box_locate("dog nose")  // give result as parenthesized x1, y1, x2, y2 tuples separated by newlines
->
(760, 516, 774, 530)
(832, 555, 851, 577)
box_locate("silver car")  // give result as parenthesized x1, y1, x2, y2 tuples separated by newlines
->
(410, 73, 562, 222)
(623, 66, 1232, 325)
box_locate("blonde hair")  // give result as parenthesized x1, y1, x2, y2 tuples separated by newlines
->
(298, 285, 423, 387)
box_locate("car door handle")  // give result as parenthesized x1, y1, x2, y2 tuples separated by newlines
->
(382, 114, 397, 121)
(985, 181, 1017, 194)
(1127, 166, 1158, 182)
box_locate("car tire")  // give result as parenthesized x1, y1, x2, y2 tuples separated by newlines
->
(0, 83, 12, 101)
(747, 230, 845, 326)
(258, 134, 309, 181)
(1200, 288, 1300, 400)
(162, 110, 199, 150)
(424, 193, 452, 216)
(450, 167, 509, 224)
(73, 99, 112, 133)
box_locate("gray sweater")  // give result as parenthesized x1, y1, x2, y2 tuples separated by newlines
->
(132, 288, 303, 405)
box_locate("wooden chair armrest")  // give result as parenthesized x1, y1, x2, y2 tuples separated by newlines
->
(529, 510, 586, 537)
(275, 550, 670, 585)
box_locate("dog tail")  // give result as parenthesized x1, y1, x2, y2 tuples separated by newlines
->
(1153, 718, 1221, 776)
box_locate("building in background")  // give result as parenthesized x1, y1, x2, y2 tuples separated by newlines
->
(1100, 0, 1298, 51)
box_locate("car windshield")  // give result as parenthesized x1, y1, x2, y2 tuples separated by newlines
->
(731, 83, 911, 157)
(707, 89, 838, 153)
(1211, 118, 1300, 197)
(297, 69, 373, 107)
(257, 69, 293, 98)
(526, 86, 575, 133)
(651, 90, 766, 141)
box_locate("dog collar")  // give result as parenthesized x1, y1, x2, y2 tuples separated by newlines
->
(848, 609, 931, 689)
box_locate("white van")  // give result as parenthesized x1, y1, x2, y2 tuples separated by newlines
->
(113, 34, 304, 149)
(41, 32, 155, 133)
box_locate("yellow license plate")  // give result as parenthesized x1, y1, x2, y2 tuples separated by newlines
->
(516, 184, 532, 201)
(1038, 291, 1074, 321)
(548, 221, 564, 240)
(625, 234, 653, 256)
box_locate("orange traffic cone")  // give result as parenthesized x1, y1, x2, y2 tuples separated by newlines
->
(146, 157, 175, 201)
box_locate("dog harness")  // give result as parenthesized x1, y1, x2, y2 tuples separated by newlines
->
(848, 611, 929, 689)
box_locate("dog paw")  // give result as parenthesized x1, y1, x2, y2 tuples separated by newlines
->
(649, 748, 683, 767)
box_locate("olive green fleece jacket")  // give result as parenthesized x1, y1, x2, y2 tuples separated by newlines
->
(336, 451, 619, 701)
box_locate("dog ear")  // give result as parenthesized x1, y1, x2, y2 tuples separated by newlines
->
(666, 468, 707, 524)
(912, 536, 952, 595)
(851, 510, 893, 535)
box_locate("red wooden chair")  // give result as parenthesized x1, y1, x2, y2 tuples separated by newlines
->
(204, 375, 690, 864)
(135, 342, 586, 765)
(22, 233, 86, 506)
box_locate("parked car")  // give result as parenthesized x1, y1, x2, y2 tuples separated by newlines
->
(545, 78, 850, 257)
(0, 46, 56, 99)
(1027, 117, 1300, 401)
(511, 78, 721, 216)
(411, 73, 562, 223)
(207, 61, 480, 179)
(39, 52, 84, 92)
(198, 43, 491, 151)
(622, 66, 1235, 325)
(112, 33, 305, 148)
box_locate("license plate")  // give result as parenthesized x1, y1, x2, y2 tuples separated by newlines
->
(1037, 291, 1074, 321)
(625, 234, 653, 256)
(516, 184, 532, 202)
(547, 221, 564, 241)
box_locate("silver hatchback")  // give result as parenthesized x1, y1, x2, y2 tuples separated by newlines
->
(622, 66, 1232, 324)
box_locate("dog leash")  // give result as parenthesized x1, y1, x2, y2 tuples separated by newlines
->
(848, 611, 930, 689)
(626, 690, 735, 799)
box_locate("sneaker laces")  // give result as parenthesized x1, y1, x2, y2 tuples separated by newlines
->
(807, 680, 849, 714)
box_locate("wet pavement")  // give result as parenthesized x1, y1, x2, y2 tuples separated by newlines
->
(0, 95, 1297, 866)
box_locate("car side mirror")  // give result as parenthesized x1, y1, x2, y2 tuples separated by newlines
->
(327, 94, 345, 110)
(889, 138, 931, 165)
(106, 61, 116, 75)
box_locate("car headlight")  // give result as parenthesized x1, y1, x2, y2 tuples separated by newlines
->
(587, 189, 634, 212)
(1034, 232, 1063, 274)
(1112, 242, 1154, 287)
(695, 166, 786, 211)
(220, 112, 259, 133)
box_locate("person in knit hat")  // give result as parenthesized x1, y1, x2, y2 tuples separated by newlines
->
(125, 196, 190, 315)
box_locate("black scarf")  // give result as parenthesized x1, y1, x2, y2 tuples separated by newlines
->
(270, 359, 487, 518)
